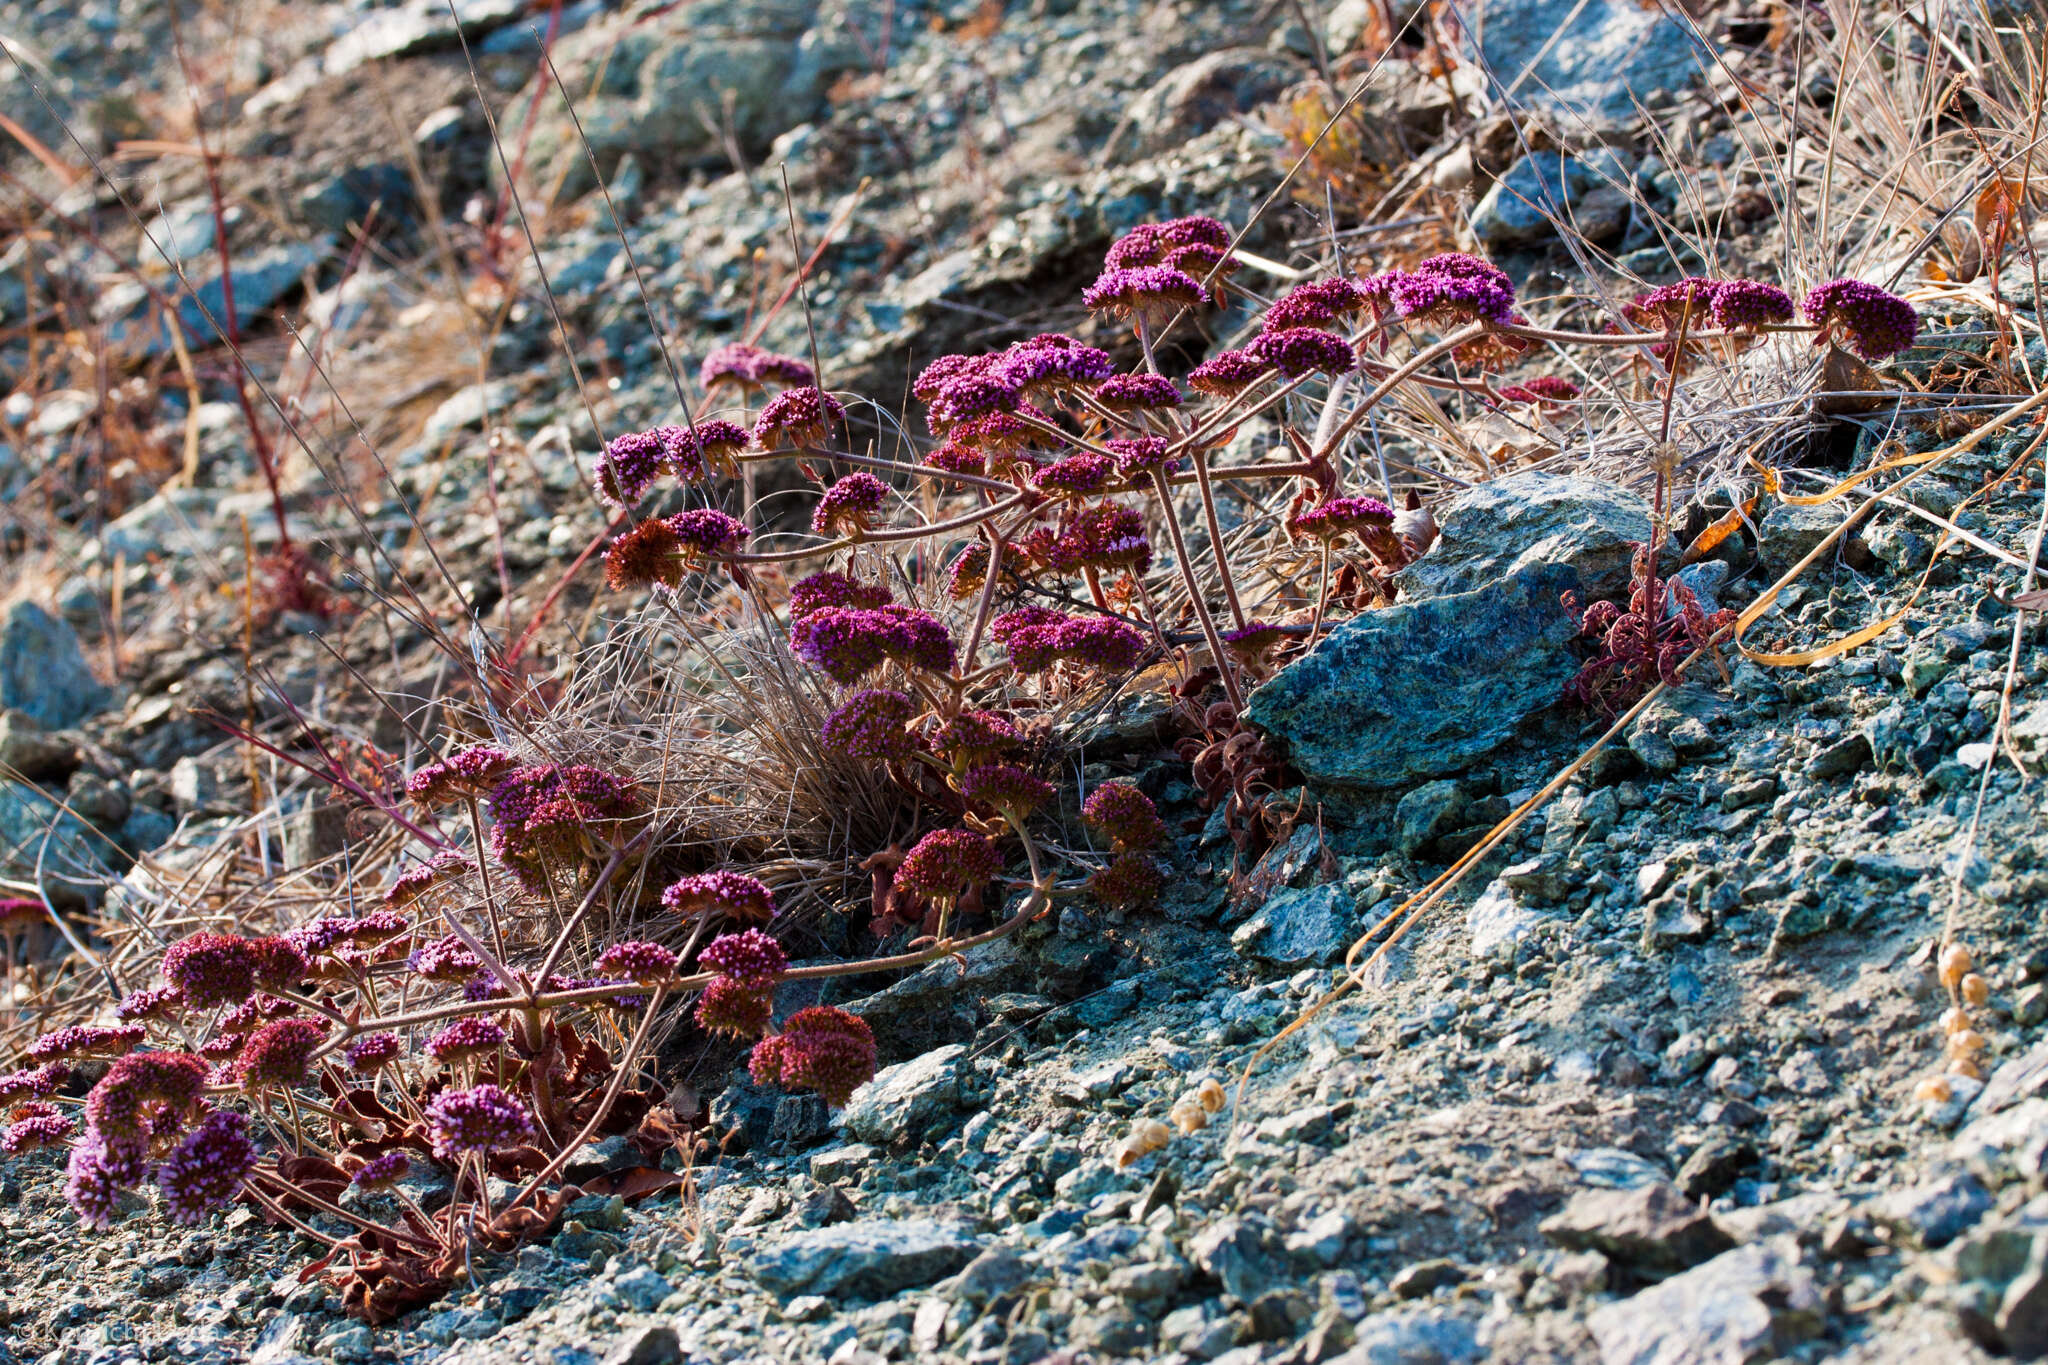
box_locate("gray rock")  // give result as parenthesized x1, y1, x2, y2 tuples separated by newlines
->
(1471, 148, 1633, 248)
(0, 776, 111, 900)
(1247, 564, 1580, 790)
(1117, 49, 1307, 162)
(298, 164, 414, 235)
(1671, 560, 1730, 616)
(749, 1218, 980, 1299)
(1872, 1172, 1993, 1249)
(1541, 1182, 1735, 1274)
(109, 240, 328, 355)
(937, 1247, 1033, 1308)
(1806, 733, 1872, 781)
(324, 0, 524, 73)
(1395, 472, 1651, 603)
(1467, 879, 1552, 957)
(1997, 1233, 2048, 1358)
(599, 1325, 680, 1365)
(1585, 1238, 1824, 1365)
(1231, 884, 1356, 968)
(1757, 501, 1851, 576)
(1189, 1216, 1287, 1304)
(0, 709, 78, 782)
(1329, 1305, 1482, 1363)
(1463, 0, 1710, 124)
(842, 1044, 970, 1147)
(0, 603, 109, 729)
(1395, 779, 1467, 857)
(99, 487, 224, 560)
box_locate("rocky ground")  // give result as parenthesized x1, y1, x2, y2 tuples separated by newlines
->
(4, 0, 2048, 1364)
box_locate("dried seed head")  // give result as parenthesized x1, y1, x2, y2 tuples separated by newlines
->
(1196, 1078, 1226, 1113)
(1945, 1029, 1986, 1059)
(1948, 1057, 1985, 1080)
(1169, 1095, 1209, 1135)
(1960, 973, 1990, 1007)
(1114, 1117, 1173, 1169)
(1913, 1074, 1953, 1103)
(1941, 1007, 1974, 1036)
(1939, 943, 1973, 992)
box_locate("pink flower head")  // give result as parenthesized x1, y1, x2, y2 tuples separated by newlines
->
(699, 927, 788, 988)
(752, 386, 846, 449)
(821, 688, 920, 761)
(233, 1018, 327, 1090)
(1386, 253, 1518, 328)
(384, 850, 471, 907)
(425, 1017, 508, 1064)
(811, 472, 891, 538)
(593, 940, 680, 986)
(1105, 216, 1232, 270)
(992, 607, 1076, 673)
(930, 709, 1022, 765)
(1498, 376, 1583, 407)
(162, 933, 261, 1010)
(1082, 265, 1207, 326)
(700, 342, 814, 393)
(1264, 277, 1371, 332)
(663, 870, 775, 921)
(1093, 373, 1183, 413)
(749, 1006, 876, 1107)
(85, 1051, 208, 1143)
(115, 986, 184, 1024)
(1033, 452, 1115, 497)
(351, 1150, 411, 1191)
(695, 976, 773, 1038)
(1246, 327, 1355, 379)
(1049, 503, 1150, 576)
(894, 828, 1003, 906)
(1106, 435, 1176, 477)
(1288, 494, 1396, 543)
(158, 1109, 257, 1225)
(1089, 851, 1165, 909)
(344, 1032, 402, 1072)
(1050, 616, 1147, 672)
(1219, 620, 1291, 665)
(1186, 348, 1268, 396)
(928, 370, 1025, 435)
(250, 936, 311, 992)
(3, 1111, 73, 1156)
(927, 443, 987, 478)
(66, 1136, 141, 1229)
(406, 745, 521, 806)
(487, 764, 639, 876)
(1624, 277, 1721, 332)
(408, 933, 483, 983)
(959, 763, 1054, 818)
(680, 419, 751, 479)
(29, 1024, 144, 1063)
(947, 405, 1053, 455)
(998, 338, 1115, 395)
(1802, 278, 1919, 360)
(913, 353, 995, 403)
(790, 569, 892, 619)
(425, 1084, 534, 1160)
(1709, 279, 1795, 331)
(0, 1062, 68, 1107)
(593, 428, 675, 508)
(1082, 782, 1165, 852)
(945, 541, 991, 600)
(0, 897, 45, 933)
(789, 605, 956, 684)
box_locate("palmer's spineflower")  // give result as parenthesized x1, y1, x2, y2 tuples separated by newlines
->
(1082, 265, 1207, 327)
(1186, 348, 1267, 397)
(749, 1006, 877, 1106)
(752, 386, 847, 449)
(699, 342, 814, 393)
(663, 870, 776, 922)
(425, 1084, 534, 1160)
(1092, 372, 1183, 413)
(790, 569, 893, 619)
(894, 828, 1003, 908)
(1081, 781, 1165, 852)
(959, 763, 1055, 820)
(699, 928, 788, 988)
(789, 606, 955, 684)
(811, 472, 891, 538)
(820, 689, 920, 761)
(1801, 278, 1919, 360)
(1246, 326, 1355, 379)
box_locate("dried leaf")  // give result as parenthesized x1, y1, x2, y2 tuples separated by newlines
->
(1817, 346, 1889, 414)
(1997, 587, 2048, 611)
(1976, 177, 2026, 268)
(1681, 492, 1759, 564)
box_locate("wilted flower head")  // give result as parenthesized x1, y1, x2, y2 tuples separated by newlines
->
(29, 1024, 144, 1064)
(790, 569, 892, 619)
(604, 509, 749, 590)
(1247, 327, 1355, 379)
(789, 605, 956, 684)
(894, 828, 1003, 906)
(344, 1032, 402, 1073)
(1802, 278, 1919, 360)
(1106, 435, 1175, 477)
(115, 986, 183, 1024)
(821, 689, 920, 761)
(811, 472, 891, 538)
(384, 850, 471, 908)
(752, 385, 846, 449)
(350, 1150, 411, 1191)
(425, 1017, 508, 1065)
(1264, 278, 1370, 332)
(1050, 502, 1150, 576)
(748, 1006, 877, 1107)
(157, 1110, 258, 1225)
(593, 940, 680, 986)
(1093, 372, 1183, 413)
(1710, 279, 1794, 331)
(408, 933, 483, 984)
(1498, 376, 1583, 407)
(948, 405, 1053, 455)
(699, 928, 788, 988)
(1082, 265, 1206, 326)
(663, 870, 775, 922)
(1082, 782, 1165, 852)
(0, 897, 45, 933)
(85, 1051, 208, 1143)
(1089, 851, 1165, 910)
(233, 1018, 327, 1090)
(406, 745, 521, 806)
(700, 342, 814, 393)
(1186, 348, 1268, 396)
(959, 763, 1054, 818)
(694, 976, 773, 1038)
(944, 542, 991, 601)
(1033, 452, 1115, 497)
(425, 1084, 535, 1160)
(162, 933, 261, 1011)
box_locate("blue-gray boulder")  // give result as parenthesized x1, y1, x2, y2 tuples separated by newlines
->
(1465, 0, 1709, 125)
(1245, 564, 1580, 790)
(1, 602, 109, 728)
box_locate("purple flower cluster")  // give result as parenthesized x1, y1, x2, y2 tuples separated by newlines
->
(232, 1018, 327, 1090)
(748, 1006, 877, 1107)
(425, 1084, 534, 1160)
(1802, 278, 1919, 360)
(592, 423, 749, 506)
(663, 870, 776, 921)
(28, 1024, 144, 1063)
(406, 744, 520, 806)
(1102, 216, 1236, 289)
(789, 605, 956, 684)
(1710, 279, 1795, 330)
(1376, 253, 1518, 329)
(1625, 277, 1721, 332)
(789, 570, 892, 619)
(695, 977, 774, 1037)
(487, 763, 639, 879)
(1093, 373, 1182, 412)
(84, 1052, 208, 1143)
(344, 1032, 402, 1072)
(1082, 264, 1207, 325)
(811, 472, 891, 537)
(1264, 278, 1371, 332)
(2, 1108, 72, 1156)
(996, 609, 1146, 673)
(1186, 349, 1268, 396)
(927, 369, 1024, 434)
(408, 933, 483, 983)
(700, 343, 814, 392)
(894, 828, 1003, 905)
(0, 1061, 69, 1106)
(66, 1136, 136, 1229)
(959, 763, 1054, 817)
(604, 509, 750, 590)
(699, 928, 788, 987)
(998, 335, 1115, 395)
(926, 442, 987, 477)
(115, 986, 183, 1023)
(1089, 852, 1165, 909)
(1081, 782, 1166, 852)
(593, 940, 680, 986)
(1047, 503, 1150, 576)
(1106, 435, 1175, 476)
(1033, 452, 1115, 497)
(425, 1017, 508, 1064)
(820, 689, 920, 761)
(752, 386, 847, 449)
(1288, 495, 1396, 542)
(0, 897, 45, 931)
(351, 1150, 411, 1190)
(1247, 327, 1356, 379)
(162, 933, 264, 1010)
(158, 1110, 258, 1225)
